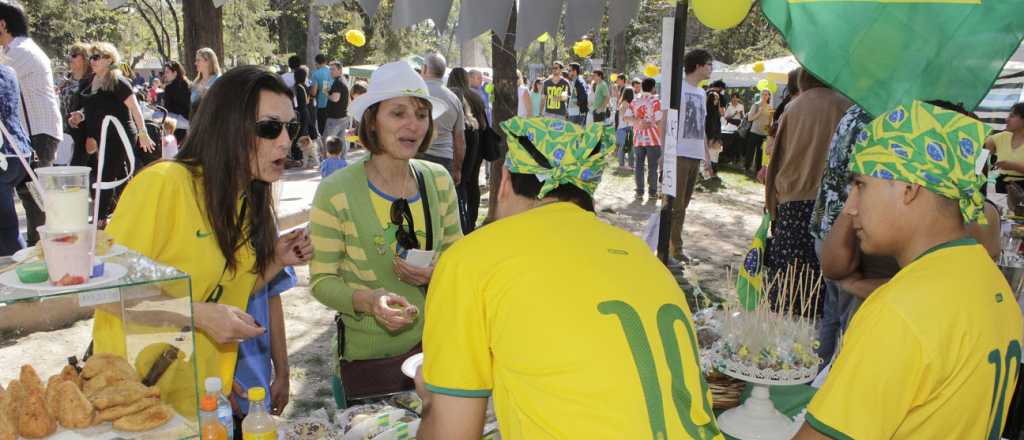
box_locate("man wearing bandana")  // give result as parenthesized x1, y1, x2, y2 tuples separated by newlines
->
(414, 117, 723, 440)
(795, 101, 1022, 439)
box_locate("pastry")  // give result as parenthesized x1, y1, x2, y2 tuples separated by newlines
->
(82, 353, 136, 380)
(1, 381, 21, 428)
(44, 375, 65, 418)
(89, 382, 160, 409)
(60, 364, 83, 390)
(56, 381, 96, 429)
(96, 397, 159, 422)
(112, 403, 172, 432)
(83, 368, 133, 397)
(17, 386, 56, 438)
(0, 409, 14, 440)
(19, 365, 44, 396)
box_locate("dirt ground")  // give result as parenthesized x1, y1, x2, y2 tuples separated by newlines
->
(0, 166, 765, 420)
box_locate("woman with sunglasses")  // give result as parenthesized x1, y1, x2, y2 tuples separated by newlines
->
(309, 61, 462, 406)
(67, 42, 155, 223)
(93, 65, 313, 413)
(59, 42, 92, 167)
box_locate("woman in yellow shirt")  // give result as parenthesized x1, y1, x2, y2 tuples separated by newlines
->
(93, 66, 312, 414)
(985, 103, 1024, 212)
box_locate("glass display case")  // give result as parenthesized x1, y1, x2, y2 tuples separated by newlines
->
(0, 250, 198, 439)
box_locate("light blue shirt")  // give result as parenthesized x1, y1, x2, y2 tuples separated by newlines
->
(312, 67, 331, 109)
(233, 267, 296, 414)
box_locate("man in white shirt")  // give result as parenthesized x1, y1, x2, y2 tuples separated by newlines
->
(419, 53, 465, 185)
(0, 2, 63, 245)
(666, 49, 714, 265)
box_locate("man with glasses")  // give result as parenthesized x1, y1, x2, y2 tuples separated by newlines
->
(0, 1, 63, 246)
(541, 62, 571, 120)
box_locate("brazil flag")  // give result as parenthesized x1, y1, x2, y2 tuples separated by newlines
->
(762, 0, 1024, 117)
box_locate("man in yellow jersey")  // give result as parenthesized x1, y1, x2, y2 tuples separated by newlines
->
(794, 100, 1022, 439)
(414, 117, 722, 440)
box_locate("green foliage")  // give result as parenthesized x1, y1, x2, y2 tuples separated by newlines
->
(223, 0, 280, 65)
(21, 0, 125, 60)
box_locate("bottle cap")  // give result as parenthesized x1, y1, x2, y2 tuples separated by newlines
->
(200, 395, 218, 411)
(204, 377, 222, 393)
(248, 386, 266, 402)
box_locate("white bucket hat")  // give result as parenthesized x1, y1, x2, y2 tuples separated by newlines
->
(349, 61, 448, 123)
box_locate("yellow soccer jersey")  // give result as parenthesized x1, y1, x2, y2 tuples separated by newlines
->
(423, 202, 723, 440)
(807, 239, 1022, 439)
(96, 162, 258, 415)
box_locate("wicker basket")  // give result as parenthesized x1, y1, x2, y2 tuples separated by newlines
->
(705, 372, 745, 411)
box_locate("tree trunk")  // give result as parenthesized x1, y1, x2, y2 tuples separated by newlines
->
(485, 4, 516, 222)
(612, 31, 626, 74)
(307, 1, 322, 65)
(182, 0, 224, 77)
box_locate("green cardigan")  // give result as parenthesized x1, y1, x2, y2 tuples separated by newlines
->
(310, 158, 463, 361)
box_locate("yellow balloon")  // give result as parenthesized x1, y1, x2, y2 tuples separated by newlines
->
(699, 79, 709, 88)
(610, 73, 618, 82)
(644, 64, 660, 78)
(753, 62, 765, 73)
(757, 78, 778, 94)
(345, 29, 366, 47)
(573, 40, 594, 58)
(693, 0, 752, 30)
(537, 32, 550, 43)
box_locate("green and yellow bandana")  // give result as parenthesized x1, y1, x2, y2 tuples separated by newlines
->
(500, 117, 615, 199)
(849, 100, 989, 224)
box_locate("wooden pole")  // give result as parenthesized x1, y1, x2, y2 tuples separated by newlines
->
(657, 0, 689, 264)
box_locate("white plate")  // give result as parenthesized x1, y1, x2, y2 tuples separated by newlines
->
(401, 353, 424, 379)
(11, 244, 128, 263)
(0, 262, 127, 292)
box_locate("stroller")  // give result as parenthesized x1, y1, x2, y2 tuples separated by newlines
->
(136, 102, 167, 170)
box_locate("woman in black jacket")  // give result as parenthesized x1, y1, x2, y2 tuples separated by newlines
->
(161, 61, 191, 144)
(291, 66, 312, 162)
(447, 67, 489, 233)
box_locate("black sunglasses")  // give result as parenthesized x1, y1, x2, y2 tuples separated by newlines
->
(389, 198, 420, 252)
(255, 120, 302, 140)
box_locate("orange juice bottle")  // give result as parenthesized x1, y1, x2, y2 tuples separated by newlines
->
(200, 395, 228, 440)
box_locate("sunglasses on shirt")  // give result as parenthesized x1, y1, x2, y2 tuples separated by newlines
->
(389, 198, 421, 252)
(255, 120, 302, 140)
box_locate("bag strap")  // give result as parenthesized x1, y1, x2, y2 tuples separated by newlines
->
(19, 89, 33, 139)
(413, 164, 434, 251)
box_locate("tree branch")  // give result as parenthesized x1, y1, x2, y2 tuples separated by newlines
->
(133, 0, 169, 61)
(164, 0, 182, 62)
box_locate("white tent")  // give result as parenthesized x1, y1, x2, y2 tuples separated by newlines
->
(733, 55, 801, 74)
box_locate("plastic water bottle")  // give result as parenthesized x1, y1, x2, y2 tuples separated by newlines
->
(204, 377, 235, 440)
(200, 395, 228, 440)
(242, 387, 277, 440)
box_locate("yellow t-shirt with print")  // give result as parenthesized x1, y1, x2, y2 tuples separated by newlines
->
(423, 203, 723, 440)
(807, 239, 1022, 439)
(368, 179, 426, 256)
(94, 161, 258, 416)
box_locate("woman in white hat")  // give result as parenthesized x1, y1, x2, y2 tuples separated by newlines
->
(308, 61, 463, 406)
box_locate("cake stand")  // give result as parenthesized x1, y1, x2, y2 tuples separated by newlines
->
(711, 345, 819, 440)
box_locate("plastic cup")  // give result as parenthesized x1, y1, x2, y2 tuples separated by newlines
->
(36, 225, 94, 286)
(35, 166, 91, 230)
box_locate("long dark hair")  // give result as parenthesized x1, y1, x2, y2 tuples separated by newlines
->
(447, 67, 487, 129)
(176, 66, 292, 275)
(164, 61, 191, 87)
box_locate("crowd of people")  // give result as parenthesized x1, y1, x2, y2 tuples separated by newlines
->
(2, 0, 1023, 438)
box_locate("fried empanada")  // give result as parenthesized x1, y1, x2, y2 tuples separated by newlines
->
(18, 365, 44, 396)
(82, 353, 136, 380)
(17, 386, 56, 439)
(44, 375, 65, 418)
(82, 369, 133, 397)
(56, 381, 96, 429)
(96, 397, 159, 422)
(112, 403, 172, 432)
(0, 408, 14, 440)
(89, 382, 160, 409)
(60, 364, 82, 390)
(1, 381, 21, 429)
